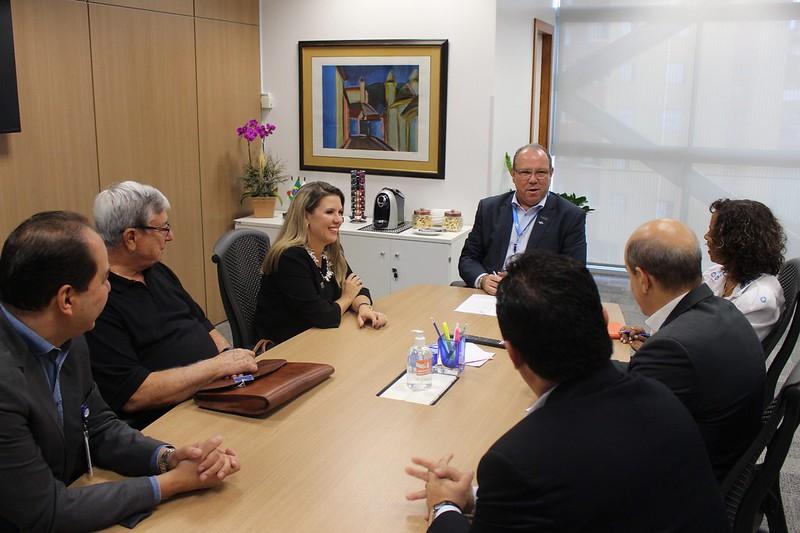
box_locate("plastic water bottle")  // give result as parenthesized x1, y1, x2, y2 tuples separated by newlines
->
(407, 330, 433, 391)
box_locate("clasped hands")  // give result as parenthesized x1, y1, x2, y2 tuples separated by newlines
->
(158, 435, 241, 499)
(618, 325, 647, 351)
(405, 453, 474, 520)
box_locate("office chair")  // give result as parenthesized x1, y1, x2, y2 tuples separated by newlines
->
(722, 359, 800, 533)
(763, 259, 800, 406)
(212, 229, 270, 349)
(761, 258, 800, 358)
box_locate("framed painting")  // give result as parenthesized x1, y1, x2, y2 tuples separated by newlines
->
(299, 39, 448, 179)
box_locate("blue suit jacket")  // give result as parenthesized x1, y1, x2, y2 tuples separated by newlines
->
(0, 310, 165, 532)
(458, 191, 587, 287)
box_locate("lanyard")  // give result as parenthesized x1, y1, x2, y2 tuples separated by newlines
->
(511, 206, 539, 254)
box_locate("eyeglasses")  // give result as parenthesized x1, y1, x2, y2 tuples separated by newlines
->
(514, 168, 551, 180)
(136, 222, 172, 236)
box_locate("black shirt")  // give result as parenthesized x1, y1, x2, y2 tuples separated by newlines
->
(254, 246, 371, 345)
(85, 262, 218, 428)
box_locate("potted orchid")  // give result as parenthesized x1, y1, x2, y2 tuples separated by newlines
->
(236, 119, 289, 218)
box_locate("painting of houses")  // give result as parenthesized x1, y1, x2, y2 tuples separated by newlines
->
(321, 64, 420, 153)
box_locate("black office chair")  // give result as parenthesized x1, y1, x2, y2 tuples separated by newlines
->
(722, 359, 800, 533)
(761, 258, 800, 358)
(212, 229, 270, 349)
(763, 260, 800, 406)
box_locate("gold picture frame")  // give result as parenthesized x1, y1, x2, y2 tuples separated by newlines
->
(299, 39, 448, 179)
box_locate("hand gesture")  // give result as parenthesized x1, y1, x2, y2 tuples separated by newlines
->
(341, 272, 363, 301)
(480, 273, 504, 296)
(619, 325, 647, 351)
(405, 454, 475, 517)
(215, 349, 258, 377)
(357, 305, 388, 330)
(158, 435, 241, 499)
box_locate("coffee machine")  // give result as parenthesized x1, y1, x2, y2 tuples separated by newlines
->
(373, 188, 405, 230)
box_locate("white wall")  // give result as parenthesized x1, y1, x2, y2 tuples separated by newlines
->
(491, 0, 556, 196)
(260, 0, 497, 223)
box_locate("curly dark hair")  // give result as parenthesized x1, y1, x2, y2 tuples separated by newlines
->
(709, 199, 785, 284)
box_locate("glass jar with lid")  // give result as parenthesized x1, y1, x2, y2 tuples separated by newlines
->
(413, 208, 433, 229)
(442, 210, 463, 231)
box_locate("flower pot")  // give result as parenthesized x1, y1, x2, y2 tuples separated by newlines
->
(252, 196, 277, 218)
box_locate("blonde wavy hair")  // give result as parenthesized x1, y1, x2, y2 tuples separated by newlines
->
(263, 181, 348, 286)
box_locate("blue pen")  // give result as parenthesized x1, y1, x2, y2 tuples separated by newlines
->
(431, 318, 444, 342)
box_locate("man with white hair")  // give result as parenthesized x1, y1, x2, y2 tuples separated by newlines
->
(86, 181, 257, 428)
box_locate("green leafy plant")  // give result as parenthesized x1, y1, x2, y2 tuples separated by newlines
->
(559, 192, 594, 213)
(236, 119, 290, 204)
(504, 152, 514, 176)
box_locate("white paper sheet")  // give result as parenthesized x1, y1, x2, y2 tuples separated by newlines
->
(378, 373, 458, 405)
(465, 343, 495, 367)
(455, 294, 497, 316)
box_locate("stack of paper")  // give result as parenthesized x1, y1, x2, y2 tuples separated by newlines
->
(378, 373, 459, 405)
(465, 343, 495, 367)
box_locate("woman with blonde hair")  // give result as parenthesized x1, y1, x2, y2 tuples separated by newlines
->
(254, 181, 387, 344)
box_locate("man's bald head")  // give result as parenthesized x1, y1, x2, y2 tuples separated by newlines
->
(625, 219, 702, 292)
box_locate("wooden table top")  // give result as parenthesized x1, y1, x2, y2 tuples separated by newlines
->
(90, 285, 629, 532)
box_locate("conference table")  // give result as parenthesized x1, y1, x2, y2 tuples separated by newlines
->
(91, 285, 629, 532)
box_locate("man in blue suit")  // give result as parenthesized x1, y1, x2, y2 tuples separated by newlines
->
(0, 211, 242, 531)
(458, 144, 587, 295)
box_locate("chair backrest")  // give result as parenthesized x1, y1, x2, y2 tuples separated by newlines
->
(763, 259, 800, 406)
(212, 229, 270, 349)
(722, 359, 800, 533)
(761, 258, 800, 357)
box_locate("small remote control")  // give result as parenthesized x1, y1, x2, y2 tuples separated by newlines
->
(464, 335, 505, 349)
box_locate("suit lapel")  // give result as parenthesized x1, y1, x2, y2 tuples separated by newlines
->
(661, 283, 713, 329)
(525, 192, 554, 253)
(492, 195, 514, 269)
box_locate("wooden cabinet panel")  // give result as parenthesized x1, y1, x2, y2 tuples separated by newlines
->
(0, 0, 98, 241)
(89, 3, 206, 305)
(88, 0, 192, 16)
(195, 18, 260, 322)
(195, 0, 258, 25)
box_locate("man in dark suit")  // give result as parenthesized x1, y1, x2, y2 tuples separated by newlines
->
(0, 211, 242, 531)
(458, 144, 587, 295)
(406, 252, 729, 532)
(622, 218, 765, 482)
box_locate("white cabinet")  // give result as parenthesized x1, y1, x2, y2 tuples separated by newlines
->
(234, 214, 470, 300)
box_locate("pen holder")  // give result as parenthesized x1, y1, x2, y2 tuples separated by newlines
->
(436, 336, 465, 375)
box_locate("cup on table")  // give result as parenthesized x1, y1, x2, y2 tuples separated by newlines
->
(436, 336, 466, 375)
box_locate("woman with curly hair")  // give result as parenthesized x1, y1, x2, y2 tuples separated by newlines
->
(703, 198, 786, 341)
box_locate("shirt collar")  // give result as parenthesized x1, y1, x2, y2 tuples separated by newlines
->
(511, 192, 548, 214)
(644, 291, 689, 334)
(525, 384, 558, 415)
(0, 303, 67, 356)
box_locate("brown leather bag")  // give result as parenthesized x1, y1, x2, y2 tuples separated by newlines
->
(193, 342, 334, 417)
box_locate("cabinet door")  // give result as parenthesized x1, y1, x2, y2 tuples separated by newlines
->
(390, 240, 452, 292)
(340, 233, 391, 300)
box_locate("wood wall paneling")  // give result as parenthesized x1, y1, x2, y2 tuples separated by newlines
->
(0, 0, 99, 242)
(195, 0, 259, 25)
(89, 3, 206, 305)
(87, 0, 192, 16)
(195, 18, 260, 322)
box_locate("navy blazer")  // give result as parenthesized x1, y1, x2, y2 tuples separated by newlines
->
(629, 283, 765, 482)
(428, 362, 729, 533)
(0, 310, 165, 532)
(458, 191, 587, 287)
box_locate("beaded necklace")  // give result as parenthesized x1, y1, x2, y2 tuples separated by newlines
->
(305, 246, 334, 282)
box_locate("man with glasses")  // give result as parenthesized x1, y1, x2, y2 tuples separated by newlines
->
(86, 181, 257, 428)
(458, 144, 587, 295)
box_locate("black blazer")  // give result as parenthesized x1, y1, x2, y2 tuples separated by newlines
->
(629, 283, 765, 482)
(458, 191, 587, 287)
(428, 362, 729, 533)
(254, 246, 371, 345)
(0, 310, 165, 532)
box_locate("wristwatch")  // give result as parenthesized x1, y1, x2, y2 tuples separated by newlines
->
(432, 500, 463, 517)
(157, 445, 176, 474)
